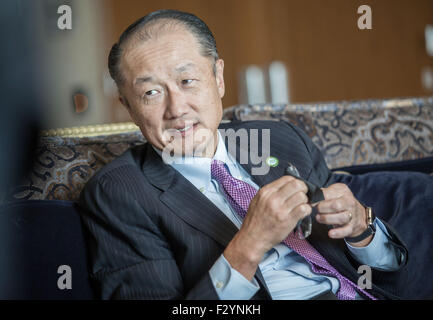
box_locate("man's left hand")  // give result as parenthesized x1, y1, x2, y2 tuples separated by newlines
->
(314, 183, 372, 247)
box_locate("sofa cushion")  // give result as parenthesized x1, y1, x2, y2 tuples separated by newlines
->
(331, 171, 433, 299)
(0, 200, 94, 299)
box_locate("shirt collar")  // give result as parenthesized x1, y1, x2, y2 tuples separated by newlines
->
(152, 130, 239, 193)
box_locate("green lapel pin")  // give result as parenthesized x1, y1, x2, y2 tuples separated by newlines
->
(266, 156, 279, 167)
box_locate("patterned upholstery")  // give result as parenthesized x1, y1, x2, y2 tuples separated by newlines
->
(10, 128, 145, 202)
(6, 97, 433, 202)
(224, 97, 433, 169)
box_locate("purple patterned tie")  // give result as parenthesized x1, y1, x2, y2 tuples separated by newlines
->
(211, 159, 377, 300)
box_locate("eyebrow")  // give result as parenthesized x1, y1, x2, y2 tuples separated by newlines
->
(175, 63, 197, 73)
(135, 76, 154, 85)
(134, 63, 198, 86)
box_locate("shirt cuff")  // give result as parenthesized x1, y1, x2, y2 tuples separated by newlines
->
(345, 218, 401, 270)
(209, 254, 260, 300)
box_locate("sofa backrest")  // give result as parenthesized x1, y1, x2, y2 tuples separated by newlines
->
(8, 124, 145, 202)
(6, 97, 433, 202)
(224, 97, 433, 169)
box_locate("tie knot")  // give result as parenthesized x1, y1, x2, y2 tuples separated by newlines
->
(211, 159, 230, 183)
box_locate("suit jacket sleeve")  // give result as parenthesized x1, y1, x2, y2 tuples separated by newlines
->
(282, 120, 410, 298)
(78, 172, 219, 300)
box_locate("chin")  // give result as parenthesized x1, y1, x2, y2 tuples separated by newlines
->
(160, 125, 218, 157)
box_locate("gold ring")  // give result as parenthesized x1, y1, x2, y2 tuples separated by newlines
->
(348, 212, 353, 222)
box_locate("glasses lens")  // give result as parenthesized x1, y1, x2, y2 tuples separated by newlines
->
(295, 215, 312, 239)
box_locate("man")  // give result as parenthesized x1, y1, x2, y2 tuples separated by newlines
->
(79, 9, 409, 300)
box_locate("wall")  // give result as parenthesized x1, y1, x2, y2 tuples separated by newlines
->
(31, 0, 111, 129)
(105, 0, 433, 122)
(37, 0, 433, 125)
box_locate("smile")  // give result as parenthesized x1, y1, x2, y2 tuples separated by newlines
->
(178, 125, 193, 132)
(167, 122, 199, 137)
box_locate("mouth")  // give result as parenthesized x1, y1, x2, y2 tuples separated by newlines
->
(167, 122, 199, 137)
(178, 124, 193, 132)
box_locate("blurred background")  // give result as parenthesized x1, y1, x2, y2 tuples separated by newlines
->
(23, 0, 433, 128)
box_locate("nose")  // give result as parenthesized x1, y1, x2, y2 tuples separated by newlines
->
(164, 87, 189, 119)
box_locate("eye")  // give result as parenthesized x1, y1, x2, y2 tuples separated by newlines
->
(145, 89, 159, 96)
(181, 79, 195, 85)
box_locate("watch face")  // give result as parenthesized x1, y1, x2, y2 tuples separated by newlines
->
(367, 207, 374, 225)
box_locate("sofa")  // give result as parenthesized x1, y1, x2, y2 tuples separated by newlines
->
(1, 97, 432, 299)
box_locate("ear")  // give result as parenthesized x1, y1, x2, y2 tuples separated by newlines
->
(119, 95, 139, 126)
(215, 59, 225, 99)
(119, 95, 129, 109)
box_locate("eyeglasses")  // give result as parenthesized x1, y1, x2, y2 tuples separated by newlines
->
(285, 163, 324, 239)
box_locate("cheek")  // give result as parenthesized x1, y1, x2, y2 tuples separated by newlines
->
(197, 85, 223, 119)
(130, 108, 163, 137)
(209, 93, 223, 122)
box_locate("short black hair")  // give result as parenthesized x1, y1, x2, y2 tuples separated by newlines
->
(108, 9, 219, 88)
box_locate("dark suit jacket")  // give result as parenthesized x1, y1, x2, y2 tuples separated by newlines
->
(78, 120, 410, 300)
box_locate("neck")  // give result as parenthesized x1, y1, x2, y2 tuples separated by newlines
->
(194, 132, 219, 158)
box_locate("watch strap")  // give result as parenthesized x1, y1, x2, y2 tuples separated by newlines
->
(345, 224, 376, 243)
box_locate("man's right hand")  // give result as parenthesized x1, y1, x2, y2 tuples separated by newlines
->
(223, 175, 312, 281)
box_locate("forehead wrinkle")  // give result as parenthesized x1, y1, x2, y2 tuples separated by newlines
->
(127, 44, 200, 85)
(122, 42, 169, 87)
(120, 25, 213, 90)
(175, 62, 197, 73)
(124, 22, 193, 64)
(126, 37, 187, 71)
(134, 62, 200, 87)
(134, 76, 154, 86)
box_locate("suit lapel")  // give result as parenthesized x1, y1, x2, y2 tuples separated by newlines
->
(222, 127, 283, 188)
(162, 175, 240, 248)
(141, 140, 273, 298)
(141, 144, 238, 248)
(141, 133, 284, 246)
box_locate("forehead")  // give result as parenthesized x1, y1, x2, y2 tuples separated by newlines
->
(120, 25, 211, 83)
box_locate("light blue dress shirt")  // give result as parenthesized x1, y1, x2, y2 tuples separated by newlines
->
(155, 130, 402, 300)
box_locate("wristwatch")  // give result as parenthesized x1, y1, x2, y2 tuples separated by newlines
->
(345, 206, 376, 243)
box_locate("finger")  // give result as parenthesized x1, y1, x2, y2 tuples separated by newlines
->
(291, 203, 312, 221)
(328, 223, 353, 239)
(283, 191, 309, 212)
(321, 183, 348, 200)
(278, 178, 308, 200)
(256, 176, 296, 200)
(262, 175, 296, 193)
(316, 197, 347, 214)
(316, 211, 352, 225)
